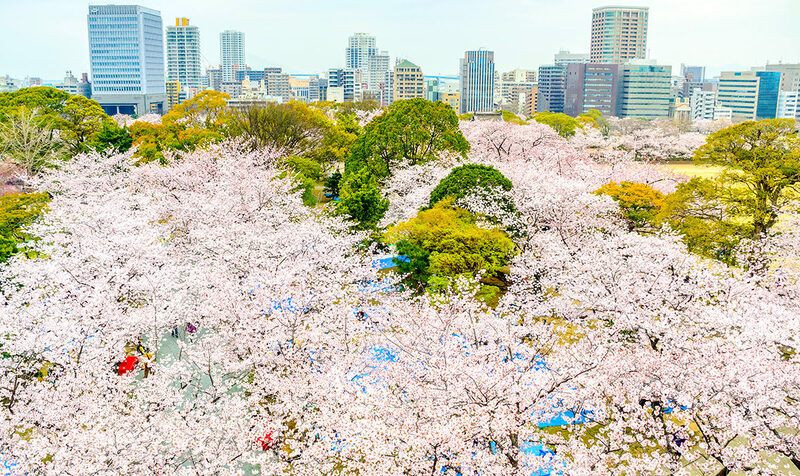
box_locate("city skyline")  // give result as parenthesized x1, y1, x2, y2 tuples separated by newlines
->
(1, 0, 799, 80)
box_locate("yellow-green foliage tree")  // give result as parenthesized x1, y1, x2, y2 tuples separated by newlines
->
(532, 112, 580, 138)
(595, 181, 665, 232)
(130, 91, 232, 164)
(694, 118, 800, 238)
(597, 180, 747, 265)
(0, 192, 49, 262)
(384, 200, 516, 305)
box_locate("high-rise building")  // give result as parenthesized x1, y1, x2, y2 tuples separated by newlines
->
(206, 67, 222, 91)
(619, 61, 671, 119)
(590, 6, 649, 64)
(554, 50, 589, 66)
(367, 51, 390, 91)
(87, 4, 165, 115)
(755, 71, 782, 119)
(681, 65, 706, 98)
(346, 33, 377, 71)
(536, 64, 567, 113)
(460, 50, 495, 114)
(564, 63, 621, 117)
(392, 59, 424, 101)
(220, 30, 245, 82)
(165, 80, 181, 110)
(717, 71, 760, 121)
(166, 17, 201, 97)
(765, 63, 800, 93)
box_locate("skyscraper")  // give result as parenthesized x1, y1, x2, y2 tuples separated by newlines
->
(393, 59, 424, 101)
(460, 50, 495, 114)
(536, 64, 567, 113)
(220, 30, 245, 82)
(87, 4, 165, 115)
(765, 63, 800, 93)
(619, 61, 671, 119)
(590, 6, 649, 64)
(166, 18, 201, 92)
(346, 33, 377, 71)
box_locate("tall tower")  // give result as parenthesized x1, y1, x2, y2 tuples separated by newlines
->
(460, 50, 495, 114)
(590, 6, 649, 64)
(87, 4, 165, 115)
(220, 30, 245, 82)
(166, 18, 201, 91)
(346, 33, 377, 71)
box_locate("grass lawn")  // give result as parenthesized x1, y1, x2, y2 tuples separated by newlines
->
(661, 161, 725, 179)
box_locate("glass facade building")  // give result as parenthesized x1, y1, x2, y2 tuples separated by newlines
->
(590, 7, 649, 64)
(87, 4, 165, 115)
(755, 71, 781, 119)
(460, 50, 495, 114)
(619, 62, 672, 119)
(536, 64, 567, 113)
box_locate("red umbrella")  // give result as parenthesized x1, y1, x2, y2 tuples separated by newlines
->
(117, 355, 139, 376)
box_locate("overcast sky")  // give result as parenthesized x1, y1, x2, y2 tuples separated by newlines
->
(1, 0, 799, 80)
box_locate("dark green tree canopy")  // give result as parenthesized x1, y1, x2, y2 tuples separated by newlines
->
(429, 164, 513, 207)
(346, 98, 469, 179)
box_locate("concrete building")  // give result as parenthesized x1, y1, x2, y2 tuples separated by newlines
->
(564, 63, 621, 117)
(392, 59, 424, 101)
(554, 50, 589, 66)
(328, 68, 362, 102)
(777, 91, 799, 119)
(205, 68, 221, 91)
(220, 30, 245, 83)
(681, 64, 706, 98)
(367, 51, 390, 91)
(54, 71, 92, 97)
(717, 71, 760, 121)
(765, 63, 800, 93)
(460, 50, 495, 114)
(755, 71, 781, 119)
(690, 89, 717, 121)
(87, 4, 165, 115)
(536, 64, 567, 113)
(166, 17, 201, 104)
(497, 69, 537, 115)
(590, 6, 649, 64)
(265, 72, 291, 102)
(165, 80, 181, 110)
(619, 61, 671, 119)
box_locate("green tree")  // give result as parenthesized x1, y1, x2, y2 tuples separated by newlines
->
(0, 107, 66, 175)
(324, 171, 342, 198)
(346, 98, 469, 179)
(91, 121, 133, 152)
(0, 192, 50, 262)
(60, 95, 109, 154)
(0, 86, 70, 123)
(656, 178, 746, 265)
(384, 200, 516, 304)
(337, 169, 389, 230)
(693, 119, 800, 237)
(532, 112, 580, 138)
(232, 101, 333, 155)
(429, 164, 513, 207)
